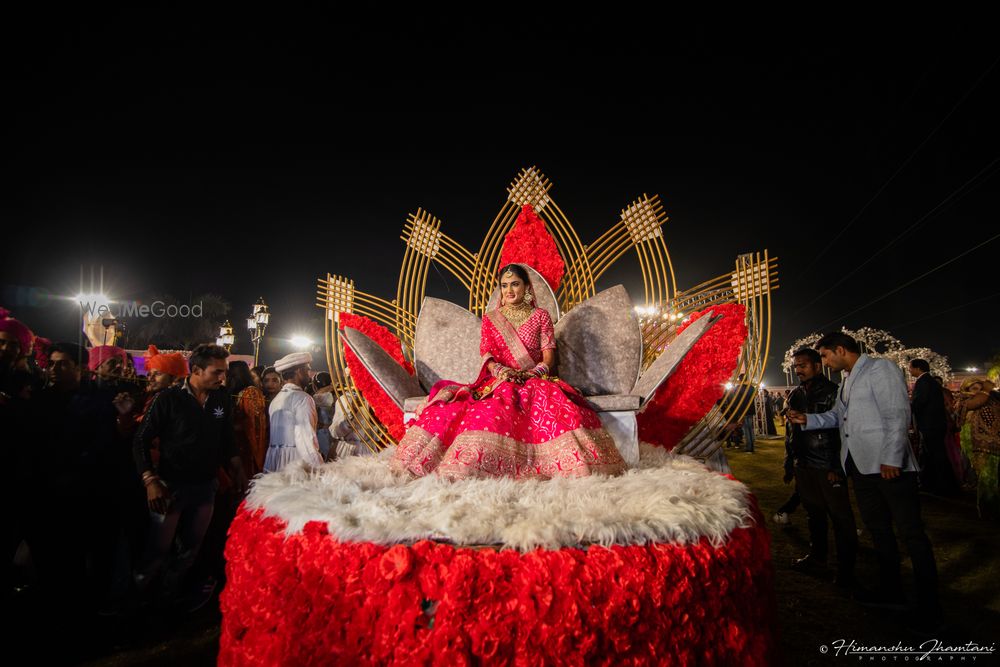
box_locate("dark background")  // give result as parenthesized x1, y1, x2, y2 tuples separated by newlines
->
(4, 12, 998, 381)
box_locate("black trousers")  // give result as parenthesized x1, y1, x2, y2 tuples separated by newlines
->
(794, 466, 857, 576)
(919, 428, 959, 496)
(847, 455, 940, 614)
(777, 489, 801, 515)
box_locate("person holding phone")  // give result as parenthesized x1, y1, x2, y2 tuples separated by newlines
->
(787, 332, 941, 632)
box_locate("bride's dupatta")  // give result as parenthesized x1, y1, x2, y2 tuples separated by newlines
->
(485, 310, 536, 371)
(418, 309, 536, 413)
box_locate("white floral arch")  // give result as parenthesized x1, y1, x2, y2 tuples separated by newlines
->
(782, 328, 951, 383)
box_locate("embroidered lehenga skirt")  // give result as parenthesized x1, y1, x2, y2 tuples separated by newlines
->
(391, 307, 626, 481)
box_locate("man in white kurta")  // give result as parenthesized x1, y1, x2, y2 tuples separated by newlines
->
(263, 352, 324, 472)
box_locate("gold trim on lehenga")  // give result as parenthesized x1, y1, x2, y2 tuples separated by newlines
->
(391, 425, 626, 481)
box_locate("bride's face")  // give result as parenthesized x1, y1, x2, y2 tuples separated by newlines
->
(500, 275, 526, 305)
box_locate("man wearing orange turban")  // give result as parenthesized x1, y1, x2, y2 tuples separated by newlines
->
(144, 345, 189, 392)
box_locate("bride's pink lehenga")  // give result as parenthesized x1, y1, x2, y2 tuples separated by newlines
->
(391, 306, 626, 480)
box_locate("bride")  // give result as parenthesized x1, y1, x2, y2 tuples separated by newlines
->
(391, 264, 626, 480)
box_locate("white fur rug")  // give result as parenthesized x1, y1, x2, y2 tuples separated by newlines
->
(245, 444, 754, 551)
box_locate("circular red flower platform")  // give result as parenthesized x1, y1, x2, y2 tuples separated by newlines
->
(219, 500, 775, 666)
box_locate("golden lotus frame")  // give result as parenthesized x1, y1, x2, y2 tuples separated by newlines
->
(316, 167, 778, 459)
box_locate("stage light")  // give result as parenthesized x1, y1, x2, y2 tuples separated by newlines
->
(291, 335, 312, 349)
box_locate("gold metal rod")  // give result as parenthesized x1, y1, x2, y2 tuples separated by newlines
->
(588, 232, 639, 281)
(634, 238, 653, 305)
(549, 200, 595, 302)
(436, 236, 477, 269)
(653, 233, 677, 301)
(432, 242, 476, 283)
(478, 205, 519, 309)
(438, 234, 478, 265)
(567, 222, 626, 282)
(472, 201, 518, 313)
(471, 200, 516, 309)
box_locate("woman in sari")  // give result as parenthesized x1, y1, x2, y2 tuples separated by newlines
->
(391, 264, 626, 481)
(228, 361, 268, 478)
(954, 376, 1000, 517)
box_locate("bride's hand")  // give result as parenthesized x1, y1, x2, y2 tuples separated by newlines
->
(416, 390, 454, 417)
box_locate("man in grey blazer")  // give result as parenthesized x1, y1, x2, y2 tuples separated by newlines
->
(788, 332, 941, 630)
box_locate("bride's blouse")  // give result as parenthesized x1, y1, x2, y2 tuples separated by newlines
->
(480, 307, 556, 368)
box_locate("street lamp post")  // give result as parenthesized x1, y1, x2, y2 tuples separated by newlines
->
(247, 297, 270, 366)
(216, 320, 235, 351)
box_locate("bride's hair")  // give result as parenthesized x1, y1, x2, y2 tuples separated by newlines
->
(497, 263, 530, 285)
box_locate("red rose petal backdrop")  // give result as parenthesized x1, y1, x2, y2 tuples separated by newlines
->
(339, 313, 415, 441)
(499, 204, 565, 292)
(220, 502, 775, 666)
(638, 303, 748, 450)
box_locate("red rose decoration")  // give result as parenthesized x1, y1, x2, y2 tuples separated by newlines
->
(220, 498, 775, 665)
(638, 303, 749, 450)
(379, 545, 414, 581)
(338, 313, 415, 442)
(499, 204, 565, 293)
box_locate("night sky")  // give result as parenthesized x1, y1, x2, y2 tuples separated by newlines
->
(4, 13, 998, 381)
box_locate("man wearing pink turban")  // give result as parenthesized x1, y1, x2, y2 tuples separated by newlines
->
(87, 345, 127, 378)
(1, 308, 36, 401)
(0, 310, 34, 366)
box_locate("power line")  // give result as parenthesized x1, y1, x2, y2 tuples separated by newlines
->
(812, 231, 1000, 331)
(790, 156, 1000, 317)
(797, 53, 1000, 276)
(885, 291, 1000, 331)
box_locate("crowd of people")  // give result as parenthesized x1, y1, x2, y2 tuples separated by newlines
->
(773, 333, 999, 634)
(3, 304, 998, 643)
(0, 308, 362, 626)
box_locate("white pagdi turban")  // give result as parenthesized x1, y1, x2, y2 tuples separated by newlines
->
(274, 351, 312, 373)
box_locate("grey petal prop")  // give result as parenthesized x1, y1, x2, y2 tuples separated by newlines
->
(486, 263, 560, 324)
(341, 327, 423, 410)
(631, 313, 722, 405)
(414, 298, 483, 389)
(554, 285, 642, 396)
(584, 395, 642, 412)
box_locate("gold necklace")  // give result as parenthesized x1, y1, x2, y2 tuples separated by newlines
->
(500, 301, 534, 328)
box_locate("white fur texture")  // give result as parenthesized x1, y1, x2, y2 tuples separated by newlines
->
(246, 444, 753, 551)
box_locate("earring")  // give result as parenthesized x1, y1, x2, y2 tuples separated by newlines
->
(524, 291, 534, 305)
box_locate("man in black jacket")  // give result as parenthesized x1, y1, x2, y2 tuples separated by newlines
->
(785, 348, 858, 586)
(133, 343, 246, 609)
(909, 359, 958, 496)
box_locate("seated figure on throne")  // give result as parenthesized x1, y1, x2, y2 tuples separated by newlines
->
(391, 264, 627, 480)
